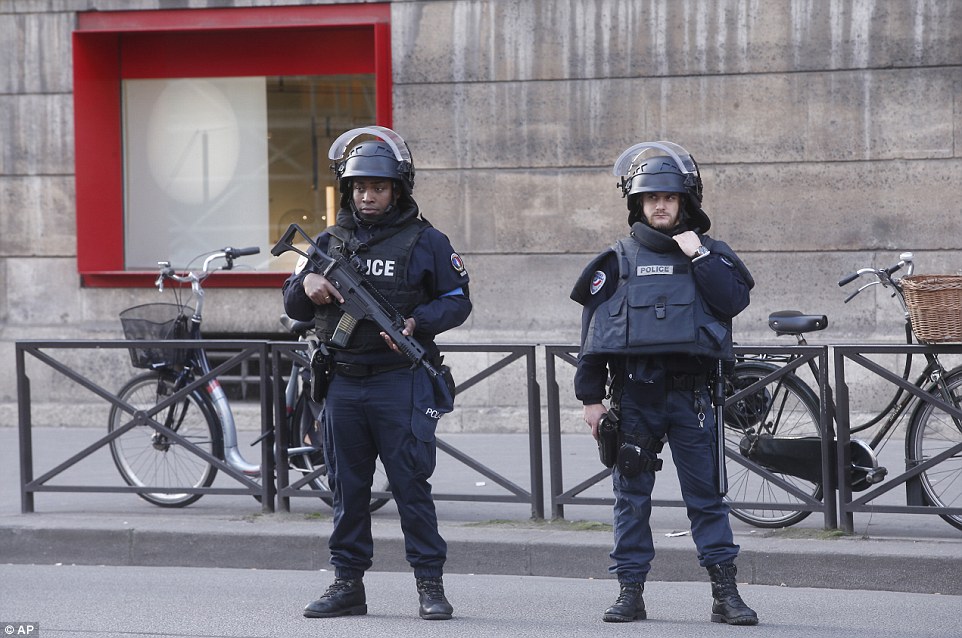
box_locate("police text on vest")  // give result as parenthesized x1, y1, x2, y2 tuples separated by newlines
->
(636, 265, 674, 276)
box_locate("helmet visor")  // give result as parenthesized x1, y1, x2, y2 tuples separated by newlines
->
(613, 141, 697, 178)
(328, 126, 412, 163)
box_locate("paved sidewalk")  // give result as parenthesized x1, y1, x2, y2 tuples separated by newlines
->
(3, 427, 961, 595)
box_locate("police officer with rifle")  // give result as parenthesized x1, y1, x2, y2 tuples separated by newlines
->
(571, 141, 757, 625)
(280, 126, 470, 621)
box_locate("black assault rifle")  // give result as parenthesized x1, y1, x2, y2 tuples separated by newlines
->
(271, 223, 442, 378)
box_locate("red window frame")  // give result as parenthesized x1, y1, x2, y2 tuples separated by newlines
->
(73, 4, 392, 287)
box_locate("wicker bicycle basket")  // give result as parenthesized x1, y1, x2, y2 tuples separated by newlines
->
(901, 274, 962, 343)
(119, 302, 194, 368)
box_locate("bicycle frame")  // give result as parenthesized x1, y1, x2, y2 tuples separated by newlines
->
(157, 248, 262, 477)
(745, 322, 945, 452)
(182, 322, 260, 476)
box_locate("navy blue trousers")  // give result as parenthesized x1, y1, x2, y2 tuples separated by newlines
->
(322, 367, 446, 579)
(610, 385, 738, 583)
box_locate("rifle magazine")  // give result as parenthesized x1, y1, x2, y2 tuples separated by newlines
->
(331, 313, 358, 348)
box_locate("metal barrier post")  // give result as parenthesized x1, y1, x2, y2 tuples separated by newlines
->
(526, 346, 545, 519)
(545, 345, 573, 519)
(16, 344, 35, 514)
(833, 347, 854, 532)
(273, 345, 291, 513)
(259, 341, 275, 513)
(819, 346, 838, 528)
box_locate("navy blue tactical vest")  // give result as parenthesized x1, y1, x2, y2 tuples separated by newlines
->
(581, 234, 734, 360)
(314, 220, 429, 353)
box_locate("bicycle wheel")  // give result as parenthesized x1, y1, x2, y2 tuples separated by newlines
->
(288, 393, 392, 512)
(906, 370, 962, 531)
(108, 372, 222, 507)
(724, 362, 823, 528)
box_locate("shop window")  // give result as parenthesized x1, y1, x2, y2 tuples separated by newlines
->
(73, 4, 391, 286)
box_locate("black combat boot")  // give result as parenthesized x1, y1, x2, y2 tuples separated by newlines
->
(602, 582, 646, 622)
(416, 576, 453, 620)
(707, 562, 758, 625)
(303, 578, 367, 618)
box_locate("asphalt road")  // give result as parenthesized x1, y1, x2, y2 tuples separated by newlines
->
(1, 564, 957, 638)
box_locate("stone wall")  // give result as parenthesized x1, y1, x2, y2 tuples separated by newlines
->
(392, 0, 962, 347)
(2, 0, 961, 426)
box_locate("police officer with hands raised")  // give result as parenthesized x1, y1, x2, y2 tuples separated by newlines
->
(571, 141, 758, 625)
(283, 126, 470, 621)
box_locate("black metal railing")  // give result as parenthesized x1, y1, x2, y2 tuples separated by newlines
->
(16, 339, 274, 513)
(545, 345, 835, 527)
(271, 342, 545, 519)
(15, 338, 962, 531)
(833, 344, 962, 533)
(15, 339, 543, 518)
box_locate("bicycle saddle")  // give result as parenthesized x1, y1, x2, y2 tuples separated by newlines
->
(280, 314, 315, 337)
(768, 310, 828, 336)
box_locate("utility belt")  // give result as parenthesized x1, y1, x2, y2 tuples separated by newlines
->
(308, 350, 411, 403)
(334, 361, 411, 378)
(666, 372, 710, 391)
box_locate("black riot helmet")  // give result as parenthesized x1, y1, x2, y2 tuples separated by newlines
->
(329, 126, 416, 197)
(613, 141, 711, 232)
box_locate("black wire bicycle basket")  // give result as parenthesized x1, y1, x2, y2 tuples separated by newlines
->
(119, 302, 194, 369)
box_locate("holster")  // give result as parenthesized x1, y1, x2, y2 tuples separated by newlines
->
(616, 432, 665, 478)
(309, 344, 333, 403)
(597, 410, 620, 468)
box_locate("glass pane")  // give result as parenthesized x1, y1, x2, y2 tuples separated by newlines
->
(267, 75, 376, 272)
(122, 74, 376, 272)
(123, 77, 271, 270)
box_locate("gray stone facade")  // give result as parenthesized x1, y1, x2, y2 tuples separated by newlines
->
(2, 0, 961, 426)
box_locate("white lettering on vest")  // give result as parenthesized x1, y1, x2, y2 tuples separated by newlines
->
(366, 259, 396, 277)
(636, 264, 674, 276)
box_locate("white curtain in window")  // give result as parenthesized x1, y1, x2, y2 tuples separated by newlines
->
(123, 77, 269, 269)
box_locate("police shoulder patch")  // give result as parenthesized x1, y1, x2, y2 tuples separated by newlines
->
(450, 252, 466, 274)
(590, 270, 606, 295)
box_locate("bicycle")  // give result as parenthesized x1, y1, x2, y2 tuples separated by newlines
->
(723, 252, 962, 531)
(109, 246, 391, 509)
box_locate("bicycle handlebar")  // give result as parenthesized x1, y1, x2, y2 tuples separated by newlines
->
(837, 252, 914, 303)
(155, 246, 261, 291)
(837, 271, 861, 287)
(226, 246, 260, 258)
